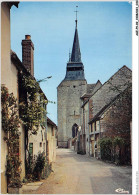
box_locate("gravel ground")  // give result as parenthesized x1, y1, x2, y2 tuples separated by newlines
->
(23, 148, 132, 194)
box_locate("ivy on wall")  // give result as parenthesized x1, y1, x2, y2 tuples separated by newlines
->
(19, 74, 48, 135)
(2, 73, 51, 184)
(1, 85, 22, 188)
(19, 73, 48, 177)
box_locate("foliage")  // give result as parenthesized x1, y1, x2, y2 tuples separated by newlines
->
(19, 73, 48, 177)
(19, 74, 48, 135)
(33, 153, 46, 180)
(1, 85, 22, 188)
(113, 136, 124, 147)
(25, 153, 52, 181)
(41, 161, 52, 179)
(25, 154, 36, 181)
(99, 137, 113, 161)
(99, 136, 128, 165)
(22, 177, 28, 184)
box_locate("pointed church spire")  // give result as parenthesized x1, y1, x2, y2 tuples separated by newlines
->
(64, 6, 85, 81)
(71, 6, 81, 62)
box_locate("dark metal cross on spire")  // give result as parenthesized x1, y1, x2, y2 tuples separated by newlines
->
(74, 6, 78, 28)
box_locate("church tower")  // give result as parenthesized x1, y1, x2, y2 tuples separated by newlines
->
(57, 11, 87, 148)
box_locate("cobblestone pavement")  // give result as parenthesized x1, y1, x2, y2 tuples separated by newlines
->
(23, 148, 132, 194)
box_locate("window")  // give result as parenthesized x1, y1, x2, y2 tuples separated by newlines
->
(72, 124, 78, 138)
(40, 142, 42, 147)
(96, 121, 99, 131)
(91, 124, 93, 132)
(92, 122, 96, 132)
(94, 122, 96, 131)
(29, 143, 33, 157)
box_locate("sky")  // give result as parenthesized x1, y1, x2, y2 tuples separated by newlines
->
(11, 1, 132, 124)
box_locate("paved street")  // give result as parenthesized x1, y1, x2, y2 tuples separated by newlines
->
(23, 148, 132, 194)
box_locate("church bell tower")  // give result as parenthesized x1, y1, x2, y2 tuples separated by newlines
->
(57, 8, 87, 148)
(65, 17, 85, 81)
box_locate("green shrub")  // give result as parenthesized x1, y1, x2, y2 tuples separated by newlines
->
(25, 152, 52, 181)
(99, 137, 113, 161)
(33, 153, 46, 180)
(113, 136, 124, 147)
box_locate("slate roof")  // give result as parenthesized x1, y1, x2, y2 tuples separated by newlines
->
(71, 27, 81, 62)
(64, 21, 85, 81)
(87, 80, 102, 94)
(81, 80, 102, 108)
(87, 84, 96, 94)
(88, 84, 132, 124)
(88, 65, 132, 123)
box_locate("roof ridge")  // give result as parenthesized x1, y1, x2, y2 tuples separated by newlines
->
(88, 65, 132, 100)
(88, 84, 132, 124)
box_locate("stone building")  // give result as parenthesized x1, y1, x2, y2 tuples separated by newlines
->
(20, 35, 48, 160)
(80, 81, 102, 155)
(7, 36, 48, 190)
(47, 117, 57, 163)
(57, 18, 99, 148)
(89, 86, 132, 164)
(88, 66, 132, 160)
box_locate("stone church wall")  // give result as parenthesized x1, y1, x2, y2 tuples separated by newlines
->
(57, 80, 87, 148)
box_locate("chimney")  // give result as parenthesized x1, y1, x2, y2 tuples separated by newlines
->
(22, 35, 34, 76)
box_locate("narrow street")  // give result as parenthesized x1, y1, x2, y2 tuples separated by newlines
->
(23, 148, 132, 194)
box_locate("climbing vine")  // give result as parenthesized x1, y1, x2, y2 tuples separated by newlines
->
(1, 85, 22, 187)
(19, 73, 48, 177)
(19, 74, 48, 135)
